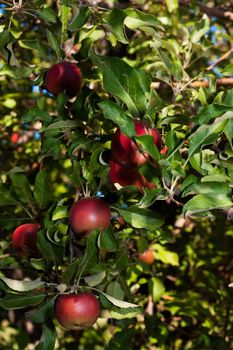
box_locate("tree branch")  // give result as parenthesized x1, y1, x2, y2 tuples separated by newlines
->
(200, 4, 233, 21)
(207, 48, 233, 71)
(151, 78, 233, 89)
(179, 1, 233, 21)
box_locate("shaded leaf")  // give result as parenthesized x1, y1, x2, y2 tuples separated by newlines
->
(34, 169, 52, 209)
(90, 48, 151, 116)
(0, 294, 45, 310)
(10, 173, 34, 204)
(117, 206, 164, 231)
(99, 100, 135, 137)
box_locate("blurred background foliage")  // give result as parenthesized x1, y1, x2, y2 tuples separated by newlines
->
(0, 0, 233, 349)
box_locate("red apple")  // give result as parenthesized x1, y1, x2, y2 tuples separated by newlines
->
(69, 197, 111, 237)
(12, 223, 41, 257)
(11, 132, 20, 144)
(55, 293, 100, 330)
(111, 119, 161, 167)
(45, 61, 82, 97)
(160, 146, 168, 155)
(138, 248, 155, 265)
(109, 159, 155, 190)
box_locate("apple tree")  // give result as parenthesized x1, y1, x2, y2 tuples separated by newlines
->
(0, 0, 233, 349)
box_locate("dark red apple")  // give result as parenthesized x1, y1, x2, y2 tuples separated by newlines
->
(12, 223, 41, 257)
(109, 159, 155, 190)
(111, 119, 161, 167)
(45, 61, 82, 97)
(55, 293, 100, 330)
(69, 197, 111, 237)
(138, 248, 155, 265)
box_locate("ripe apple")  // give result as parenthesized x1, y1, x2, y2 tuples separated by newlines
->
(111, 119, 161, 167)
(69, 197, 111, 237)
(55, 293, 100, 330)
(11, 132, 20, 144)
(12, 223, 41, 257)
(138, 248, 155, 265)
(109, 159, 155, 190)
(160, 146, 168, 155)
(45, 61, 82, 98)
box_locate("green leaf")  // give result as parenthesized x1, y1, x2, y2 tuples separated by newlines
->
(46, 120, 79, 130)
(149, 277, 165, 302)
(23, 107, 52, 123)
(34, 169, 52, 209)
(224, 119, 233, 148)
(90, 48, 151, 116)
(135, 135, 160, 161)
(19, 40, 49, 60)
(0, 294, 45, 310)
(139, 188, 167, 208)
(165, 0, 178, 13)
(59, 5, 71, 33)
(10, 173, 34, 204)
(47, 30, 62, 59)
(99, 101, 135, 137)
(190, 14, 210, 44)
(37, 8, 57, 24)
(35, 319, 56, 350)
(124, 8, 160, 30)
(100, 293, 142, 320)
(0, 64, 31, 79)
(37, 230, 64, 266)
(0, 183, 18, 206)
(0, 277, 44, 292)
(188, 119, 228, 159)
(84, 271, 106, 287)
(106, 281, 125, 300)
(52, 201, 69, 221)
(222, 63, 233, 75)
(68, 6, 91, 31)
(152, 244, 179, 266)
(100, 291, 139, 308)
(117, 206, 164, 231)
(104, 8, 128, 44)
(182, 181, 230, 198)
(0, 30, 14, 61)
(194, 105, 233, 125)
(98, 228, 119, 252)
(25, 297, 56, 323)
(157, 49, 183, 80)
(78, 230, 100, 274)
(61, 258, 80, 284)
(183, 194, 232, 216)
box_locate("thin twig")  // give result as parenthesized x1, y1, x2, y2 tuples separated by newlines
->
(151, 78, 233, 89)
(207, 48, 233, 71)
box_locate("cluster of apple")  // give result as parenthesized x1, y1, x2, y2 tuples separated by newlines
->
(109, 119, 162, 190)
(12, 197, 110, 329)
(10, 61, 157, 330)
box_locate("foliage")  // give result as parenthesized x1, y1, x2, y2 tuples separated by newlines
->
(0, 0, 233, 349)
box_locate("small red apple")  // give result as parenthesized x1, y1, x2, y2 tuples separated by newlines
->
(11, 132, 20, 144)
(45, 61, 82, 97)
(12, 223, 41, 257)
(55, 293, 100, 330)
(138, 248, 155, 265)
(69, 197, 111, 237)
(111, 120, 161, 167)
(109, 159, 155, 190)
(160, 146, 168, 155)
